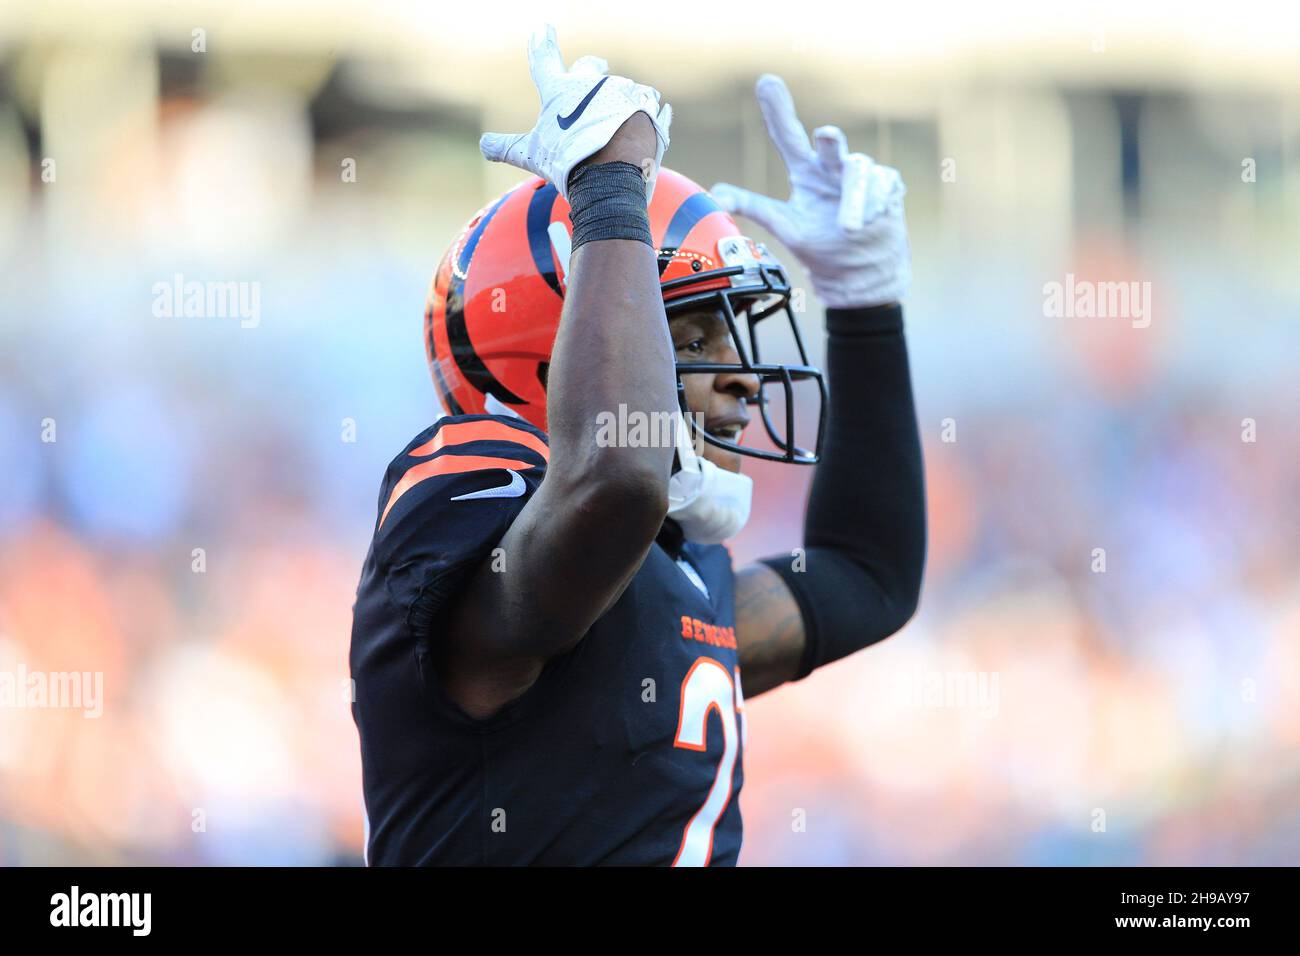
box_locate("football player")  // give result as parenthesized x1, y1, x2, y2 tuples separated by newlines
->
(350, 24, 925, 865)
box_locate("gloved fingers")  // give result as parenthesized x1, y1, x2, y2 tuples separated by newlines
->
(527, 23, 566, 96)
(710, 182, 789, 236)
(570, 54, 609, 77)
(813, 125, 849, 180)
(479, 130, 526, 164)
(754, 74, 815, 174)
(838, 153, 873, 233)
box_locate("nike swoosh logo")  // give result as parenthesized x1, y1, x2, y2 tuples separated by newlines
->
(450, 470, 527, 501)
(556, 77, 608, 130)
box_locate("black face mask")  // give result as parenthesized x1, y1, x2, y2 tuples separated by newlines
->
(662, 250, 826, 466)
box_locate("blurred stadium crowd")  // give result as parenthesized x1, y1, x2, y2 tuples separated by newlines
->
(0, 3, 1297, 864)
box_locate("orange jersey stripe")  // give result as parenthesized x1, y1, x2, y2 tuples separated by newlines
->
(379, 453, 537, 529)
(409, 419, 549, 461)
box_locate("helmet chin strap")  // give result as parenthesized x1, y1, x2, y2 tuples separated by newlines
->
(666, 412, 753, 545)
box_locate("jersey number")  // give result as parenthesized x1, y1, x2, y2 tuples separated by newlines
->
(671, 658, 746, 867)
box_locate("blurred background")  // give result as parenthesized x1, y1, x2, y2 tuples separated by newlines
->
(0, 0, 1297, 865)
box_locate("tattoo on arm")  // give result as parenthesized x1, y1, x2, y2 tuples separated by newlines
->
(734, 562, 807, 697)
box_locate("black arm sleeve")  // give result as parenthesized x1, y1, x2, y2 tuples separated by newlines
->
(759, 302, 926, 680)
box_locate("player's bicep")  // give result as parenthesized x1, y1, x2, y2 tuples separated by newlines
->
(734, 561, 807, 697)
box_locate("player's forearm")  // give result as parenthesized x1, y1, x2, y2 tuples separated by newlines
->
(545, 120, 676, 505)
(548, 235, 676, 498)
(759, 303, 925, 679)
(811, 303, 925, 605)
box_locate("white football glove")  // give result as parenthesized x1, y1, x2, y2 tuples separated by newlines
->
(479, 24, 673, 204)
(711, 75, 910, 309)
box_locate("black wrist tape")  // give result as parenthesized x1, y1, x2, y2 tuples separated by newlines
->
(567, 161, 653, 251)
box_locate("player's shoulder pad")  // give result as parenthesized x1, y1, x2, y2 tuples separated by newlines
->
(372, 413, 549, 561)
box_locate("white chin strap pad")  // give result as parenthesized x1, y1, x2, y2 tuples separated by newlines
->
(666, 413, 753, 545)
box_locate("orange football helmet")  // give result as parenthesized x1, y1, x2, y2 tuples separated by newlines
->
(424, 167, 825, 463)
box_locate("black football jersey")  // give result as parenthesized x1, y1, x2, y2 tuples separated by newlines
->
(350, 413, 746, 865)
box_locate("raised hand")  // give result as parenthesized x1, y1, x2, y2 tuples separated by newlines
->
(711, 74, 909, 308)
(479, 24, 673, 203)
